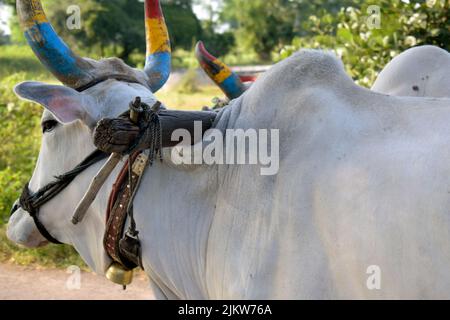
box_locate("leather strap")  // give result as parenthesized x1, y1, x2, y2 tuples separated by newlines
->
(76, 75, 142, 92)
(15, 150, 108, 245)
(103, 152, 143, 269)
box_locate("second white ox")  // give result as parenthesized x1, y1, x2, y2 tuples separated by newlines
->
(7, 48, 450, 299)
(372, 45, 450, 97)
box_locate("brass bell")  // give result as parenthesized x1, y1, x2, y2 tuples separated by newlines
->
(106, 262, 134, 288)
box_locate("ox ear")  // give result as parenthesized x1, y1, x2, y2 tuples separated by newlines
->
(14, 82, 96, 125)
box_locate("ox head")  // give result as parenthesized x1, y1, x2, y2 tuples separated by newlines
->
(6, 0, 172, 273)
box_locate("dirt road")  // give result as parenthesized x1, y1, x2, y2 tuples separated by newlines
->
(0, 264, 154, 300)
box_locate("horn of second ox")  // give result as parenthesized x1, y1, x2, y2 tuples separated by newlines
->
(195, 41, 246, 100)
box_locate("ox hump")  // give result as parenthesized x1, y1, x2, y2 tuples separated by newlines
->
(263, 49, 353, 91)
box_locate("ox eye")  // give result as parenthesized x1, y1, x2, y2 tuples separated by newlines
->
(42, 120, 58, 133)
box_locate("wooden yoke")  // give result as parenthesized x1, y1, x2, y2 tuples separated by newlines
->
(71, 103, 217, 225)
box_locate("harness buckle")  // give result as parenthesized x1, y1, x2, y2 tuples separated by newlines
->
(132, 153, 149, 176)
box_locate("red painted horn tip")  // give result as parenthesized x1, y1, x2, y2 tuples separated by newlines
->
(195, 41, 217, 62)
(195, 40, 204, 50)
(195, 41, 205, 56)
(145, 0, 163, 19)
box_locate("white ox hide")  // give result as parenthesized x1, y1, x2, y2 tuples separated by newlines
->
(372, 45, 450, 97)
(7, 49, 450, 299)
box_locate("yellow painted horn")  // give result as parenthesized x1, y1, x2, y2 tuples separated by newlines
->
(144, 0, 172, 93)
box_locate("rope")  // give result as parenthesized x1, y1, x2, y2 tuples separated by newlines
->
(125, 101, 163, 238)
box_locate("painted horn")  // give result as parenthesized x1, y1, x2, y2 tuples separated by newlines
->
(144, 0, 172, 93)
(16, 0, 93, 89)
(195, 41, 246, 100)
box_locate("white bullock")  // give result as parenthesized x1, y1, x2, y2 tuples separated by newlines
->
(8, 48, 450, 299)
(372, 45, 450, 97)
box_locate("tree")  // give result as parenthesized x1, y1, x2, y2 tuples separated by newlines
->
(194, 0, 234, 57)
(220, 0, 356, 61)
(200, 23, 235, 57)
(3, 0, 203, 63)
(164, 0, 203, 51)
(221, 0, 297, 61)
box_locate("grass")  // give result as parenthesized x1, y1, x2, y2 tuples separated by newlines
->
(0, 225, 88, 269)
(0, 45, 52, 80)
(0, 44, 224, 269)
(156, 85, 223, 110)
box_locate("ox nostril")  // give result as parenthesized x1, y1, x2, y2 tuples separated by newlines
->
(10, 201, 20, 216)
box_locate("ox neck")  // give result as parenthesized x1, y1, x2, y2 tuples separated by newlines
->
(71, 92, 242, 298)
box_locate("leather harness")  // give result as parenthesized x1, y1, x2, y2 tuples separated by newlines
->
(16, 148, 149, 270)
(15, 150, 109, 244)
(103, 101, 162, 270)
(104, 151, 147, 269)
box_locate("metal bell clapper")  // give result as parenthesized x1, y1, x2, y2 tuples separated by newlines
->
(106, 262, 134, 290)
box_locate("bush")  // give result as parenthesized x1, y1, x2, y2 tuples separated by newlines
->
(274, 0, 450, 87)
(0, 168, 25, 225)
(0, 45, 51, 80)
(0, 73, 42, 225)
(176, 68, 200, 94)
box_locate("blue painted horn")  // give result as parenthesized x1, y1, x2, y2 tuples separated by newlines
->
(195, 41, 246, 100)
(16, 0, 94, 88)
(144, 0, 172, 92)
(17, 0, 171, 93)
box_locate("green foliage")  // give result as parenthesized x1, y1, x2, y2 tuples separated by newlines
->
(275, 0, 450, 87)
(0, 73, 42, 225)
(172, 48, 199, 68)
(0, 45, 51, 79)
(155, 84, 223, 110)
(0, 33, 9, 46)
(200, 27, 235, 58)
(221, 0, 356, 61)
(165, 0, 203, 51)
(197, 2, 236, 58)
(176, 67, 200, 93)
(222, 47, 262, 66)
(221, 0, 298, 61)
(0, 0, 15, 5)
(8, 14, 25, 45)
